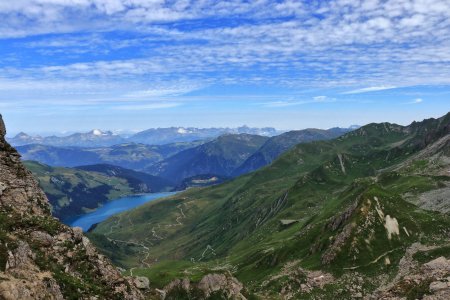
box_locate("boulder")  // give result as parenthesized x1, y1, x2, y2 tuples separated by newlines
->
(30, 231, 54, 247)
(134, 276, 150, 289)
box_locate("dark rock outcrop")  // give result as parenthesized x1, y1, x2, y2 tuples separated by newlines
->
(0, 114, 143, 299)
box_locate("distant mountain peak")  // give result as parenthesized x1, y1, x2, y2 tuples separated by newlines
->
(15, 131, 31, 138)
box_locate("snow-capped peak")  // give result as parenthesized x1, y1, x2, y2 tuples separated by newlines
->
(92, 129, 103, 136)
(177, 128, 189, 134)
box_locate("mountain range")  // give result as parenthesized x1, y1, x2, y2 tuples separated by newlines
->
(129, 126, 279, 145)
(18, 128, 355, 186)
(89, 112, 450, 299)
(8, 126, 281, 147)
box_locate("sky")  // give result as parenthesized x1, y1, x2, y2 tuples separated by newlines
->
(1, 0, 450, 135)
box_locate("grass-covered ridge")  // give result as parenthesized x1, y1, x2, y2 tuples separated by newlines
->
(90, 112, 450, 297)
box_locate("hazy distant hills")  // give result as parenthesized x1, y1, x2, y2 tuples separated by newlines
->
(8, 126, 280, 147)
(16, 140, 204, 170)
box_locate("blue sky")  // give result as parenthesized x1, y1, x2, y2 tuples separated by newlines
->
(0, 0, 449, 135)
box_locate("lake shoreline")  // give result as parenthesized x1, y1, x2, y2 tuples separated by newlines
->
(67, 192, 177, 231)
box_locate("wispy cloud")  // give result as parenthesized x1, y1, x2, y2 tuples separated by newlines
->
(110, 102, 182, 110)
(1, 0, 450, 120)
(262, 100, 307, 107)
(406, 98, 424, 104)
(1, 0, 450, 89)
(263, 95, 336, 107)
(342, 86, 398, 95)
(313, 96, 335, 102)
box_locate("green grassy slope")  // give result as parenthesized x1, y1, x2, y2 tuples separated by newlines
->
(90, 112, 450, 297)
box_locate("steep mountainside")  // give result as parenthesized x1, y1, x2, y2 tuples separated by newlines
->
(0, 114, 143, 299)
(24, 161, 173, 221)
(145, 134, 269, 183)
(233, 127, 352, 176)
(17, 140, 203, 170)
(91, 113, 450, 299)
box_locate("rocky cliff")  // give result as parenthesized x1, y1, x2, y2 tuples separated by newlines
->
(0, 114, 143, 299)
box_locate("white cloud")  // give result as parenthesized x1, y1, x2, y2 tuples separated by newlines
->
(342, 86, 398, 94)
(1, 0, 450, 91)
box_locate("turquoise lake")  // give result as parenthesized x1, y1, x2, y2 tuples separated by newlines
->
(67, 192, 176, 231)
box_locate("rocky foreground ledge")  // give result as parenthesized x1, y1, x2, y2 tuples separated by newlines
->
(0, 114, 143, 299)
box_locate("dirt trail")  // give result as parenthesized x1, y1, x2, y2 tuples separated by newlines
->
(107, 214, 122, 235)
(198, 245, 216, 261)
(105, 202, 189, 269)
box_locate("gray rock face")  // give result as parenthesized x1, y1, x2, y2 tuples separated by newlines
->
(0, 114, 5, 137)
(198, 273, 245, 299)
(163, 273, 246, 299)
(372, 256, 450, 299)
(0, 117, 143, 299)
